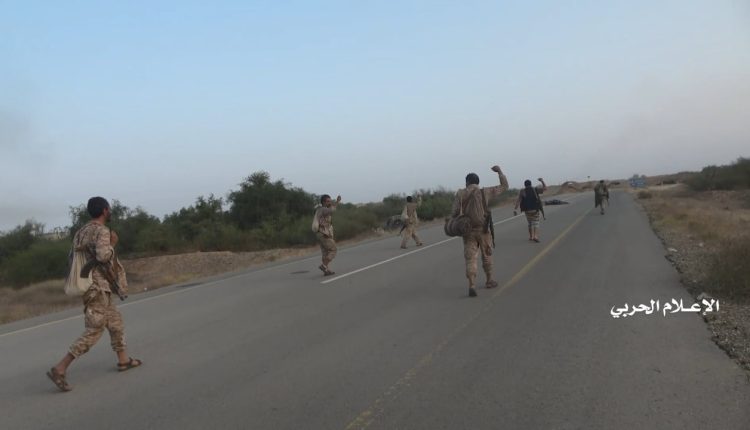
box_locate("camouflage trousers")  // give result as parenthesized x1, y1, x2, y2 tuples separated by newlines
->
(400, 223, 422, 248)
(597, 197, 608, 213)
(463, 229, 493, 287)
(317, 232, 337, 267)
(69, 288, 126, 357)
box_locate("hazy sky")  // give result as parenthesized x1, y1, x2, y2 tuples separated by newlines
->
(2, 0, 749, 232)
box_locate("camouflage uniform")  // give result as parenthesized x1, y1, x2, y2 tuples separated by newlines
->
(594, 183, 609, 214)
(315, 206, 338, 269)
(452, 172, 508, 289)
(400, 198, 423, 248)
(68, 222, 127, 357)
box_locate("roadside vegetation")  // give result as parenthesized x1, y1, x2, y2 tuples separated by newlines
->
(0, 171, 518, 289)
(637, 157, 750, 371)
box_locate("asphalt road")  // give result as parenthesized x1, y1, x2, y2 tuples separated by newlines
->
(1, 191, 748, 429)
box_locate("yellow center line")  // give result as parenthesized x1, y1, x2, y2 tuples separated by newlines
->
(343, 208, 589, 430)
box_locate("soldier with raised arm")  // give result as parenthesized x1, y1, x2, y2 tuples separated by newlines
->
(594, 180, 609, 215)
(314, 194, 341, 276)
(400, 195, 424, 249)
(514, 177, 547, 242)
(452, 165, 509, 297)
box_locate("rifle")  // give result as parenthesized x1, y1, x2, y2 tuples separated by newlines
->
(80, 245, 127, 301)
(534, 188, 546, 220)
(481, 189, 495, 248)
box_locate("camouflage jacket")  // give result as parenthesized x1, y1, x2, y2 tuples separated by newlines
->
(404, 198, 421, 225)
(73, 221, 116, 293)
(452, 172, 509, 228)
(316, 206, 336, 238)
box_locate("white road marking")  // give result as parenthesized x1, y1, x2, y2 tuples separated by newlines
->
(321, 215, 519, 284)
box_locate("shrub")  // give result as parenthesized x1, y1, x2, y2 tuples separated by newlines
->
(195, 223, 253, 252)
(708, 236, 750, 300)
(687, 157, 750, 191)
(638, 191, 653, 199)
(330, 204, 379, 241)
(0, 240, 70, 288)
(0, 221, 45, 265)
(227, 171, 316, 229)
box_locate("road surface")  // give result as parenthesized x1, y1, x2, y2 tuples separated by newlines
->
(1, 191, 748, 429)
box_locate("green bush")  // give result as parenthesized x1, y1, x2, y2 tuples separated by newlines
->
(3, 173, 468, 287)
(0, 221, 44, 265)
(195, 223, 254, 252)
(228, 171, 316, 229)
(687, 157, 750, 191)
(708, 236, 750, 300)
(1, 240, 70, 288)
(330, 204, 379, 241)
(417, 188, 455, 220)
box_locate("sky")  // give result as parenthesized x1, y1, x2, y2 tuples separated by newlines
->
(2, 0, 749, 232)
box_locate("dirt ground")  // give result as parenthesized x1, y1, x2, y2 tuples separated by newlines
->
(635, 185, 750, 373)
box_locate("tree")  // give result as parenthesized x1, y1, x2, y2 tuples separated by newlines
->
(0, 220, 45, 265)
(164, 195, 226, 242)
(227, 171, 316, 230)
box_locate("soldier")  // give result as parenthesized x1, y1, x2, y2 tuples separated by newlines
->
(514, 178, 547, 242)
(47, 197, 141, 392)
(452, 165, 509, 297)
(400, 195, 424, 249)
(314, 194, 341, 276)
(594, 180, 609, 214)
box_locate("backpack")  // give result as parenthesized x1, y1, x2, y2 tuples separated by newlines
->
(444, 188, 481, 237)
(519, 187, 541, 212)
(63, 244, 93, 297)
(311, 208, 320, 233)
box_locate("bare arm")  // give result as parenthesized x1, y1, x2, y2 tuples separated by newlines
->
(538, 177, 547, 193)
(320, 195, 342, 215)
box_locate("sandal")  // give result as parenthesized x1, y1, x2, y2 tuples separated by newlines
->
(117, 357, 143, 372)
(485, 280, 498, 289)
(323, 270, 336, 276)
(46, 367, 72, 392)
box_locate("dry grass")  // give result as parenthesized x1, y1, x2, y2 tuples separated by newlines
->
(0, 234, 386, 325)
(637, 184, 750, 371)
(0, 279, 80, 324)
(636, 184, 750, 301)
(638, 185, 750, 243)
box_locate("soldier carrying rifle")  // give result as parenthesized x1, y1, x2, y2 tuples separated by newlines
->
(451, 165, 509, 297)
(47, 197, 142, 392)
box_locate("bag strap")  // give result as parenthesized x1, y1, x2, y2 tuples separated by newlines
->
(460, 188, 479, 216)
